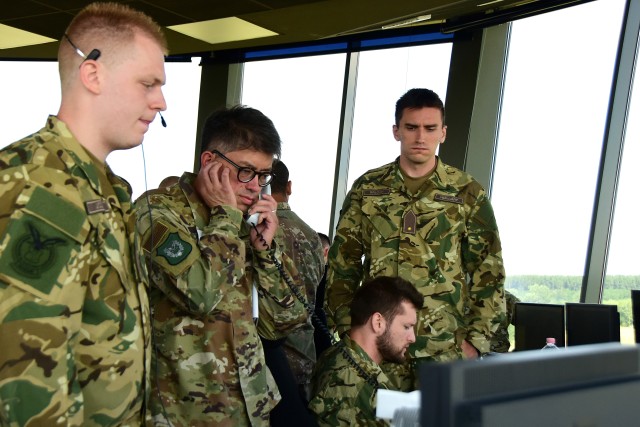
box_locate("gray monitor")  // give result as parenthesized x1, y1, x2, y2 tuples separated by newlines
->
(514, 302, 565, 350)
(420, 343, 640, 427)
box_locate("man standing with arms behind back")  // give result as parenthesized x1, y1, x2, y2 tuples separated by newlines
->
(0, 2, 167, 425)
(269, 160, 325, 417)
(327, 88, 505, 390)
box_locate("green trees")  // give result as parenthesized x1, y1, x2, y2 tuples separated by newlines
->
(506, 275, 640, 327)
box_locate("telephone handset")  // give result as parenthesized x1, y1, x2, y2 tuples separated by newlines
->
(246, 184, 271, 226)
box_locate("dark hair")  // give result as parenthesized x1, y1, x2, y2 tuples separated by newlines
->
(394, 88, 445, 126)
(317, 232, 330, 249)
(350, 276, 423, 328)
(200, 105, 281, 159)
(270, 159, 289, 194)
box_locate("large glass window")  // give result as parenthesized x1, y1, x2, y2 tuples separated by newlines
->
(491, 0, 626, 305)
(0, 60, 201, 200)
(242, 54, 346, 235)
(347, 44, 452, 189)
(0, 61, 61, 144)
(602, 34, 640, 342)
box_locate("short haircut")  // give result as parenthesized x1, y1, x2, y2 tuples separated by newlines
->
(200, 105, 282, 160)
(394, 88, 445, 126)
(317, 232, 330, 249)
(270, 160, 289, 194)
(350, 276, 423, 328)
(59, 2, 167, 86)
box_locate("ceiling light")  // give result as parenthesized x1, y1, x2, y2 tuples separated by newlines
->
(168, 17, 277, 45)
(0, 24, 56, 50)
(382, 14, 432, 30)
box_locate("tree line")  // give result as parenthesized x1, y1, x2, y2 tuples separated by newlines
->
(506, 275, 640, 327)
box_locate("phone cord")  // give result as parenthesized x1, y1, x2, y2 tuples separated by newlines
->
(256, 226, 379, 389)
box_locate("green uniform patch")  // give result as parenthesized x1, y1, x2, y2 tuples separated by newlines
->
(156, 232, 192, 265)
(0, 219, 73, 295)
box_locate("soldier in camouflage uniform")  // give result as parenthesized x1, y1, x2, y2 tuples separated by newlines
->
(327, 88, 506, 390)
(0, 3, 167, 426)
(309, 276, 423, 426)
(134, 106, 308, 427)
(490, 290, 521, 353)
(268, 160, 324, 423)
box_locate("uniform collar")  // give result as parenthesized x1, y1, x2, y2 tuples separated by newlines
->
(47, 115, 130, 206)
(277, 201, 290, 211)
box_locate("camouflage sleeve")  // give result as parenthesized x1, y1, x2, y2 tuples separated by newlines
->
(0, 179, 90, 425)
(308, 367, 389, 427)
(254, 244, 308, 340)
(326, 185, 365, 336)
(462, 192, 506, 354)
(135, 197, 245, 315)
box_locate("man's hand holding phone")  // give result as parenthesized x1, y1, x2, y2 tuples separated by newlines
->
(247, 186, 278, 249)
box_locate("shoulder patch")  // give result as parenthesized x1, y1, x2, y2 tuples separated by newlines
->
(156, 232, 192, 266)
(0, 218, 74, 297)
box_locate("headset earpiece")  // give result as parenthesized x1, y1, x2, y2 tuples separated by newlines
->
(86, 49, 101, 61)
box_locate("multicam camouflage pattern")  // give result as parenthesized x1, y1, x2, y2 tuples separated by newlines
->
(490, 290, 520, 353)
(134, 173, 308, 427)
(0, 116, 151, 426)
(274, 202, 325, 388)
(308, 335, 392, 427)
(327, 157, 506, 386)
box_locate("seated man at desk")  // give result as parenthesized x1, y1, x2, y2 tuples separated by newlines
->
(308, 276, 423, 426)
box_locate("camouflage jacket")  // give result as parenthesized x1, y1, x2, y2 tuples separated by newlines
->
(0, 116, 150, 426)
(308, 335, 391, 427)
(133, 173, 308, 427)
(327, 157, 506, 361)
(490, 290, 520, 353)
(275, 202, 325, 386)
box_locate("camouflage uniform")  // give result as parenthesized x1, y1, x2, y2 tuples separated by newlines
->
(274, 201, 325, 390)
(327, 157, 505, 387)
(134, 173, 308, 427)
(490, 290, 520, 353)
(308, 335, 391, 427)
(0, 116, 150, 426)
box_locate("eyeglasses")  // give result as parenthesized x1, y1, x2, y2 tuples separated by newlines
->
(212, 150, 274, 187)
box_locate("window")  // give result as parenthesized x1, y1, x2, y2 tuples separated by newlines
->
(242, 54, 346, 234)
(602, 22, 640, 342)
(491, 0, 626, 305)
(347, 43, 452, 188)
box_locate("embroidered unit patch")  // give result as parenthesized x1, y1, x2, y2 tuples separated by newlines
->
(156, 232, 192, 266)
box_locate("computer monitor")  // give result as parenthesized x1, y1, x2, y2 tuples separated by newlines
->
(565, 303, 620, 346)
(514, 302, 565, 351)
(420, 343, 640, 427)
(631, 290, 640, 344)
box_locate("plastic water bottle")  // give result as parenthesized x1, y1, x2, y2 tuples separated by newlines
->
(541, 337, 559, 350)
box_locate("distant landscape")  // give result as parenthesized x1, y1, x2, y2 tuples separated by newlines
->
(506, 275, 640, 327)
